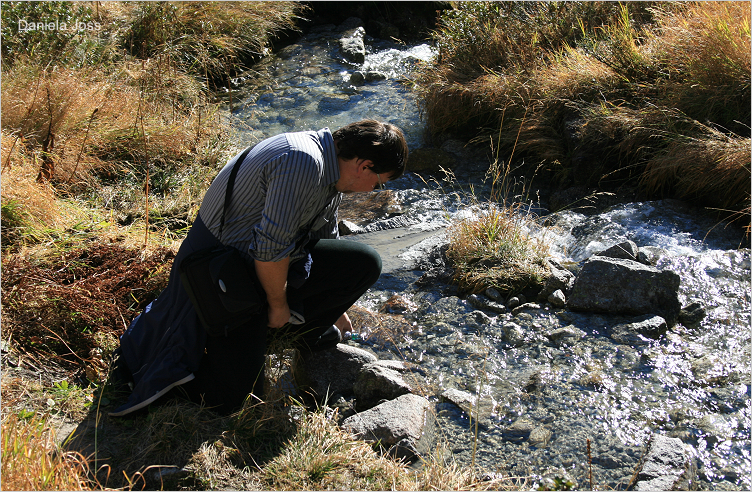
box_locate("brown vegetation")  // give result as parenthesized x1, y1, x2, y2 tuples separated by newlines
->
(414, 1, 750, 224)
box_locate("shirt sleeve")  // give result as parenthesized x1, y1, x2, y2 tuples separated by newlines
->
(249, 151, 320, 262)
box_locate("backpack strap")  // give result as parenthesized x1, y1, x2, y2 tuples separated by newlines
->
(218, 146, 253, 240)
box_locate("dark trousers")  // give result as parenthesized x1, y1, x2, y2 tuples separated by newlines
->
(182, 238, 381, 414)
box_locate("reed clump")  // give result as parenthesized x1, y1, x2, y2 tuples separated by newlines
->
(446, 204, 550, 295)
(414, 1, 750, 225)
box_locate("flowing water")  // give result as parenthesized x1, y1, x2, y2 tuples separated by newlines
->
(228, 23, 751, 490)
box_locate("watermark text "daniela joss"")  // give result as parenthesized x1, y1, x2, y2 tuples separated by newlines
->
(18, 18, 102, 33)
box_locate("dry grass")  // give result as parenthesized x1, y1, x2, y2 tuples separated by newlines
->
(415, 1, 751, 223)
(1, 58, 225, 190)
(652, 1, 751, 135)
(641, 129, 751, 212)
(447, 204, 550, 295)
(259, 406, 522, 491)
(1, 413, 98, 491)
(118, 1, 305, 82)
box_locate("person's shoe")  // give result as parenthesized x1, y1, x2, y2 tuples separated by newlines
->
(311, 325, 342, 351)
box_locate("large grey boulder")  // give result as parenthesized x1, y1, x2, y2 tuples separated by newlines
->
(298, 344, 377, 400)
(567, 257, 681, 326)
(341, 393, 435, 461)
(632, 434, 696, 491)
(353, 361, 412, 410)
(339, 27, 366, 63)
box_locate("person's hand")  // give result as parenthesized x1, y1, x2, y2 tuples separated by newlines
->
(267, 302, 291, 329)
(334, 312, 353, 333)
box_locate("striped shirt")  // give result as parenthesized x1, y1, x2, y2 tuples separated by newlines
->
(198, 128, 341, 263)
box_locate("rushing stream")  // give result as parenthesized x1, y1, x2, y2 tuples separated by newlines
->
(227, 22, 751, 491)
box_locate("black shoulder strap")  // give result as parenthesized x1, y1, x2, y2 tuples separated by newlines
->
(218, 146, 252, 240)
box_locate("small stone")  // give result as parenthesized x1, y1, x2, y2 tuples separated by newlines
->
(546, 325, 586, 344)
(339, 219, 364, 235)
(485, 287, 503, 302)
(529, 426, 553, 447)
(511, 302, 541, 316)
(678, 301, 706, 329)
(548, 289, 566, 308)
(349, 71, 366, 85)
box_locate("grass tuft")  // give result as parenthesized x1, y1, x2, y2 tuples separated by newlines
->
(1, 413, 98, 490)
(447, 204, 550, 296)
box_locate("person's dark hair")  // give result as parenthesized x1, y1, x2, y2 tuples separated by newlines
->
(333, 119, 408, 180)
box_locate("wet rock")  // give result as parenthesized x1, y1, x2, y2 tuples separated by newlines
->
(341, 393, 435, 461)
(678, 301, 706, 329)
(567, 257, 681, 326)
(467, 294, 507, 314)
(353, 361, 412, 410)
(502, 321, 526, 346)
(546, 325, 586, 345)
(485, 287, 503, 302)
(379, 294, 415, 314)
(507, 294, 526, 309)
(528, 425, 553, 447)
(298, 344, 377, 399)
(609, 315, 668, 345)
(472, 310, 493, 325)
(407, 147, 457, 174)
(691, 354, 739, 386)
(632, 434, 696, 491)
(538, 259, 576, 301)
(365, 71, 387, 82)
(349, 71, 366, 85)
(350, 70, 389, 85)
(511, 302, 542, 316)
(694, 413, 736, 446)
(501, 417, 535, 442)
(548, 289, 566, 308)
(339, 219, 364, 235)
(596, 240, 639, 261)
(639, 246, 668, 265)
(519, 367, 554, 393)
(636, 250, 652, 265)
(339, 26, 366, 63)
(318, 94, 352, 114)
(439, 387, 495, 422)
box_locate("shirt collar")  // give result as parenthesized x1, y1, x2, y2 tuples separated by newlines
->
(318, 128, 339, 188)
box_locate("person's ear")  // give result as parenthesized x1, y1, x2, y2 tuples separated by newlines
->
(358, 158, 373, 173)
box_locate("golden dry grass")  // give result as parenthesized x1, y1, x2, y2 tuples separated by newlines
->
(641, 130, 751, 212)
(1, 58, 224, 189)
(652, 1, 751, 132)
(1, 133, 59, 229)
(447, 205, 550, 295)
(1, 413, 97, 491)
(416, 1, 750, 222)
(259, 407, 524, 491)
